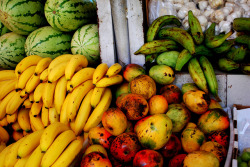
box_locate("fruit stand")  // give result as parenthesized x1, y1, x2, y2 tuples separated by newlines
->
(0, 0, 250, 167)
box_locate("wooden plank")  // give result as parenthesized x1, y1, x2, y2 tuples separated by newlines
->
(127, 0, 146, 67)
(96, 0, 116, 67)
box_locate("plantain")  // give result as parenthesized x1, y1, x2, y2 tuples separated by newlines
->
(240, 63, 250, 75)
(235, 35, 250, 49)
(217, 58, 240, 72)
(205, 31, 234, 48)
(233, 18, 250, 32)
(213, 39, 235, 54)
(188, 10, 204, 45)
(175, 49, 192, 71)
(194, 45, 214, 57)
(226, 46, 247, 62)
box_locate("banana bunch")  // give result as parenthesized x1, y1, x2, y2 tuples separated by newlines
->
(0, 122, 84, 167)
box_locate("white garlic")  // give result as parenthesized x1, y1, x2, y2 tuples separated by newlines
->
(240, 3, 250, 12)
(207, 22, 212, 29)
(197, 15, 208, 27)
(183, 0, 190, 3)
(248, 0, 250, 5)
(239, 0, 247, 3)
(226, 14, 234, 22)
(186, 2, 196, 9)
(190, 8, 201, 16)
(174, 3, 183, 11)
(209, 0, 224, 9)
(207, 6, 212, 10)
(225, 2, 235, 7)
(231, 11, 241, 20)
(226, 0, 237, 3)
(201, 25, 206, 32)
(164, 0, 174, 2)
(243, 11, 250, 17)
(215, 25, 220, 35)
(177, 7, 189, 19)
(174, 0, 184, 4)
(219, 21, 231, 33)
(198, 1, 208, 11)
(182, 18, 189, 30)
(193, 0, 203, 3)
(210, 10, 225, 23)
(204, 9, 214, 17)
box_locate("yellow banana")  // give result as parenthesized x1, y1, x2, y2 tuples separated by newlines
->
(40, 122, 70, 152)
(0, 80, 13, 89)
(12, 131, 24, 141)
(54, 76, 67, 114)
(35, 57, 52, 75)
(22, 98, 32, 108)
(22, 130, 31, 137)
(90, 87, 106, 108)
(14, 153, 31, 167)
(48, 62, 68, 83)
(12, 121, 22, 132)
(6, 111, 18, 124)
(16, 66, 36, 90)
(0, 90, 16, 120)
(41, 130, 76, 167)
(43, 81, 57, 109)
(6, 90, 28, 115)
(0, 126, 9, 143)
(95, 74, 123, 88)
(25, 145, 44, 167)
(69, 120, 76, 133)
(18, 108, 31, 133)
(0, 141, 6, 153)
(105, 63, 122, 77)
(48, 54, 73, 72)
(74, 89, 93, 136)
(30, 101, 43, 117)
(84, 88, 112, 132)
(67, 80, 95, 122)
(92, 63, 108, 85)
(65, 54, 88, 81)
(0, 70, 16, 81)
(67, 67, 95, 93)
(0, 117, 8, 127)
(48, 107, 59, 124)
(29, 111, 44, 131)
(0, 79, 17, 100)
(51, 139, 83, 167)
(29, 92, 34, 103)
(33, 82, 46, 103)
(59, 93, 71, 125)
(41, 104, 49, 128)
(0, 144, 13, 167)
(20, 89, 27, 98)
(17, 129, 44, 158)
(25, 74, 41, 94)
(40, 69, 48, 83)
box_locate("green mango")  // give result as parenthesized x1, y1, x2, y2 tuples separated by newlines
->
(149, 64, 175, 85)
(242, 152, 250, 162)
(156, 51, 180, 69)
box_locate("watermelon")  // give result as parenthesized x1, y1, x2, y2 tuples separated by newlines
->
(0, 32, 26, 69)
(71, 24, 100, 66)
(25, 26, 72, 59)
(44, 0, 97, 32)
(0, 20, 10, 36)
(0, 0, 47, 35)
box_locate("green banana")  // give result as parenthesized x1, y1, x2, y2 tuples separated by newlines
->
(194, 45, 214, 57)
(134, 39, 178, 55)
(158, 27, 196, 54)
(235, 35, 250, 49)
(240, 63, 250, 75)
(175, 49, 192, 71)
(145, 53, 158, 63)
(188, 10, 204, 45)
(205, 22, 216, 39)
(233, 18, 250, 32)
(217, 58, 240, 72)
(205, 31, 233, 48)
(147, 15, 182, 42)
(188, 57, 208, 93)
(213, 39, 235, 54)
(199, 56, 221, 102)
(226, 46, 247, 62)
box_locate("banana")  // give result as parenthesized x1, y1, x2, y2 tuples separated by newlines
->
(40, 69, 48, 83)
(25, 74, 41, 94)
(12, 121, 22, 132)
(84, 88, 112, 132)
(17, 129, 44, 158)
(15, 55, 43, 77)
(199, 56, 221, 102)
(17, 108, 31, 133)
(67, 80, 95, 122)
(6, 90, 28, 115)
(217, 58, 240, 71)
(69, 120, 76, 133)
(60, 93, 71, 125)
(40, 122, 70, 152)
(51, 139, 83, 167)
(25, 145, 44, 167)
(93, 63, 109, 85)
(213, 39, 235, 53)
(14, 153, 31, 167)
(12, 131, 24, 141)
(48, 62, 68, 83)
(30, 101, 43, 117)
(240, 63, 250, 75)
(65, 54, 88, 81)
(0, 117, 8, 127)
(20, 89, 27, 98)
(0, 70, 16, 81)
(29, 92, 34, 103)
(41, 130, 76, 167)
(0, 144, 12, 167)
(16, 66, 36, 90)
(205, 31, 233, 48)
(147, 15, 181, 42)
(158, 27, 196, 54)
(95, 74, 123, 88)
(233, 18, 250, 32)
(22, 130, 31, 137)
(6, 111, 18, 124)
(35, 57, 52, 76)
(0, 126, 9, 143)
(22, 98, 32, 108)
(48, 107, 59, 124)
(175, 49, 192, 71)
(67, 67, 95, 93)
(41, 104, 49, 128)
(188, 57, 209, 93)
(34, 82, 46, 103)
(226, 46, 247, 62)
(48, 54, 74, 72)
(0, 142, 6, 153)
(105, 63, 122, 77)
(90, 87, 106, 108)
(188, 10, 204, 45)
(205, 22, 216, 38)
(134, 39, 179, 55)
(0, 90, 16, 119)
(235, 35, 250, 49)
(145, 53, 159, 64)
(43, 81, 57, 109)
(54, 76, 67, 114)
(29, 111, 44, 131)
(0, 79, 17, 100)
(74, 89, 93, 135)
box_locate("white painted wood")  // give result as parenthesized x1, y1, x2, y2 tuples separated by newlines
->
(96, 0, 116, 67)
(127, 0, 145, 67)
(110, 0, 130, 68)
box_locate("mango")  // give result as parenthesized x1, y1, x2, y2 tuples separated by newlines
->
(181, 83, 199, 95)
(200, 141, 227, 162)
(149, 64, 175, 85)
(123, 64, 146, 82)
(156, 51, 180, 69)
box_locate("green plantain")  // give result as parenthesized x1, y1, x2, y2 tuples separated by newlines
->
(240, 63, 250, 75)
(233, 18, 250, 32)
(217, 58, 240, 72)
(235, 35, 250, 49)
(188, 10, 204, 45)
(205, 31, 233, 48)
(213, 39, 235, 54)
(226, 46, 247, 62)
(194, 45, 214, 57)
(175, 49, 192, 71)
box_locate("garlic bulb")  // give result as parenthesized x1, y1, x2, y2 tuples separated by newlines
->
(177, 6, 189, 19)
(198, 1, 208, 11)
(207, 22, 212, 29)
(209, 0, 224, 9)
(186, 2, 196, 9)
(210, 10, 225, 23)
(183, 0, 190, 3)
(243, 11, 250, 17)
(197, 15, 208, 27)
(190, 8, 201, 16)
(174, 0, 184, 4)
(225, 2, 235, 7)
(215, 25, 220, 35)
(219, 21, 231, 33)
(239, 0, 247, 3)
(240, 3, 250, 12)
(174, 3, 183, 11)
(182, 16, 189, 30)
(226, 0, 237, 3)
(204, 9, 214, 17)
(201, 25, 206, 32)
(222, 6, 233, 16)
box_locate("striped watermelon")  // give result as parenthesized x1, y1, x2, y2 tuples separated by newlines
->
(71, 24, 100, 66)
(44, 0, 97, 32)
(25, 26, 72, 59)
(0, 32, 26, 69)
(0, 0, 47, 35)
(0, 20, 10, 36)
